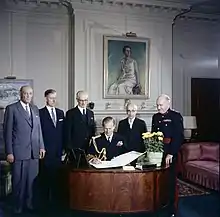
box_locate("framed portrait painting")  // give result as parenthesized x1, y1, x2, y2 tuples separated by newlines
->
(103, 35, 150, 99)
(0, 79, 33, 108)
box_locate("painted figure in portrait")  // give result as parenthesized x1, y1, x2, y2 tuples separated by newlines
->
(104, 36, 150, 99)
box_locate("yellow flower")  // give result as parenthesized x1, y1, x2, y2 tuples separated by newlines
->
(158, 136, 163, 141)
(156, 132, 164, 136)
(142, 132, 151, 139)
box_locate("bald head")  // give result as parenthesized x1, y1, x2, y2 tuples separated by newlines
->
(20, 86, 33, 104)
(156, 94, 171, 114)
(76, 90, 88, 108)
(126, 103, 138, 119)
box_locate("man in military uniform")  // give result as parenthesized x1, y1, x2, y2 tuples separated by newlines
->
(151, 94, 184, 217)
(87, 116, 127, 163)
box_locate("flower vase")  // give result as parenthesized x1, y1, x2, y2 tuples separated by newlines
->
(147, 152, 163, 167)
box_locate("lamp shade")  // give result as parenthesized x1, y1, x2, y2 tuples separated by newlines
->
(183, 116, 197, 129)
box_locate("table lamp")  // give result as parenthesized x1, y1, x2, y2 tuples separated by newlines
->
(183, 116, 197, 141)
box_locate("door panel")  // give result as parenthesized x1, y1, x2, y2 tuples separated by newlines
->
(191, 78, 220, 142)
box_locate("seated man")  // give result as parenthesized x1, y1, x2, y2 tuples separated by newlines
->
(87, 116, 127, 163)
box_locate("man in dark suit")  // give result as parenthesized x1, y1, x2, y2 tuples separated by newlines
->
(3, 85, 45, 214)
(39, 89, 64, 210)
(151, 94, 184, 217)
(87, 116, 127, 163)
(118, 103, 147, 153)
(65, 90, 96, 152)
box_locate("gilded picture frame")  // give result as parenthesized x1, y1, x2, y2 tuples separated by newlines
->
(103, 35, 150, 99)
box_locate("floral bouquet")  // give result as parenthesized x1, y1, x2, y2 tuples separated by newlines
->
(137, 132, 164, 164)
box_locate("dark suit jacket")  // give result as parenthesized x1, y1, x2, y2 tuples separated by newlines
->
(39, 107, 64, 167)
(88, 133, 127, 160)
(151, 109, 184, 156)
(3, 101, 44, 160)
(64, 106, 96, 151)
(117, 117, 147, 152)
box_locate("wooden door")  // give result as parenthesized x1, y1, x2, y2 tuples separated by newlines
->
(191, 78, 220, 142)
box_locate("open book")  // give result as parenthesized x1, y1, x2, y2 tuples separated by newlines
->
(89, 151, 146, 169)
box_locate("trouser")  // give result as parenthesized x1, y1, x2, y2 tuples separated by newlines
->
(162, 153, 177, 214)
(12, 159, 39, 211)
(40, 163, 60, 209)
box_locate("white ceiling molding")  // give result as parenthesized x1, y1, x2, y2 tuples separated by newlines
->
(4, 0, 220, 21)
(4, 0, 69, 15)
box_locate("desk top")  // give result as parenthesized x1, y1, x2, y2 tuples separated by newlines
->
(70, 166, 169, 173)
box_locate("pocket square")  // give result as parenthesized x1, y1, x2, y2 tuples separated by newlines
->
(116, 141, 123, 146)
(59, 119, 63, 121)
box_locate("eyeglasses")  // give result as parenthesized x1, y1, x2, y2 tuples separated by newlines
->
(77, 99, 88, 102)
(127, 109, 137, 112)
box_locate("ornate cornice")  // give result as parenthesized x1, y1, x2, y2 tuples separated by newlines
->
(4, 0, 220, 21)
(79, 0, 189, 11)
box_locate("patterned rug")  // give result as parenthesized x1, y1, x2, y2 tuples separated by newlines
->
(177, 179, 210, 197)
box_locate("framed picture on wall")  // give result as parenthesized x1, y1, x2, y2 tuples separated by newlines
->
(0, 79, 33, 108)
(103, 35, 150, 99)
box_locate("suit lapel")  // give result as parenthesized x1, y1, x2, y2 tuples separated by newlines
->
(126, 118, 131, 130)
(16, 102, 32, 127)
(30, 105, 36, 127)
(132, 118, 137, 129)
(87, 109, 92, 124)
(44, 106, 56, 127)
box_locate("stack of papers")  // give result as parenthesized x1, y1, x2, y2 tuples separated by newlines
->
(89, 151, 146, 169)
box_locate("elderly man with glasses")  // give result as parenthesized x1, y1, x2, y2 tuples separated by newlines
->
(64, 90, 96, 152)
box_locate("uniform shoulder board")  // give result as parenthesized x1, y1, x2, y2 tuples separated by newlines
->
(171, 109, 180, 114)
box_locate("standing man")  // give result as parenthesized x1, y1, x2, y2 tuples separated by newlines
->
(117, 103, 147, 153)
(39, 89, 64, 210)
(65, 90, 96, 152)
(151, 94, 184, 217)
(3, 85, 45, 214)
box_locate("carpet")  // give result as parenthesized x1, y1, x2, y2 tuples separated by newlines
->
(177, 179, 210, 197)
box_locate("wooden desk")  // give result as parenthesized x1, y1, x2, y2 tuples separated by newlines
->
(69, 167, 170, 213)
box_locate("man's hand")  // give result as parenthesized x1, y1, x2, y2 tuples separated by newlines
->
(39, 149, 46, 159)
(89, 158, 102, 164)
(165, 154, 173, 166)
(6, 154, 14, 163)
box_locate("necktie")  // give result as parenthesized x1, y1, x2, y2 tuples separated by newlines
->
(82, 109, 87, 122)
(83, 109, 86, 116)
(129, 119, 132, 129)
(51, 108, 56, 126)
(107, 136, 111, 143)
(25, 105, 30, 116)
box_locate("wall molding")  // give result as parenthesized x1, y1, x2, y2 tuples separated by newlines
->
(5, 0, 219, 21)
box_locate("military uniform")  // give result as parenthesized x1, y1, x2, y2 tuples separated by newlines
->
(87, 133, 127, 161)
(152, 109, 184, 156)
(151, 108, 184, 216)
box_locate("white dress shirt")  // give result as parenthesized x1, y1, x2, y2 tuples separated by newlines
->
(78, 106, 86, 115)
(46, 106, 57, 123)
(105, 133, 113, 142)
(20, 101, 31, 115)
(128, 117, 135, 129)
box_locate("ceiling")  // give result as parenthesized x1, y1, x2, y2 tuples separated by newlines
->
(154, 0, 220, 15)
